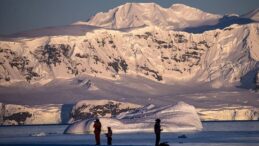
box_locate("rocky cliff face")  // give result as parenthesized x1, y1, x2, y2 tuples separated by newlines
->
(0, 23, 258, 88)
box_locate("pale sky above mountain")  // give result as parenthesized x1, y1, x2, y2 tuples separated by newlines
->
(0, 0, 258, 35)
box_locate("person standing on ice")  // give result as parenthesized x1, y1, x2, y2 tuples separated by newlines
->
(93, 118, 102, 145)
(106, 127, 113, 145)
(154, 118, 162, 146)
(255, 72, 259, 92)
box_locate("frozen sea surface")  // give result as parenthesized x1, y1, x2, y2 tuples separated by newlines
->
(0, 121, 259, 146)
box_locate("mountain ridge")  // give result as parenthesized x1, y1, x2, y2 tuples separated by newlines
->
(74, 2, 221, 30)
(0, 3, 258, 89)
(0, 23, 258, 88)
(2, 3, 258, 37)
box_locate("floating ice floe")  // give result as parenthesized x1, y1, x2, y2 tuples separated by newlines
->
(30, 132, 47, 137)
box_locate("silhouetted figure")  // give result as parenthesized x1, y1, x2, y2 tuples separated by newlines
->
(93, 118, 102, 145)
(154, 119, 162, 146)
(106, 127, 112, 145)
(255, 72, 259, 92)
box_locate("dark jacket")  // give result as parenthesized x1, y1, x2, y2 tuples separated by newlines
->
(154, 122, 161, 134)
(256, 72, 259, 85)
(106, 129, 112, 138)
(94, 121, 102, 134)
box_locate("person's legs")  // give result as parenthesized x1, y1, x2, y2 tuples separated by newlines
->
(95, 134, 97, 145)
(155, 134, 160, 146)
(95, 133, 100, 145)
(97, 134, 100, 145)
(108, 137, 112, 145)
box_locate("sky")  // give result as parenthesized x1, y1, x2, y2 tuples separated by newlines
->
(0, 0, 259, 35)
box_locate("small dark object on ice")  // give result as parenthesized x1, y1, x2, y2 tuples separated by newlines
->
(159, 142, 170, 146)
(178, 134, 187, 138)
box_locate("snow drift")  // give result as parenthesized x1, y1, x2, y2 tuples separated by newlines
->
(64, 102, 203, 134)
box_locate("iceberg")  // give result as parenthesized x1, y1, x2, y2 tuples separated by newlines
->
(64, 101, 202, 134)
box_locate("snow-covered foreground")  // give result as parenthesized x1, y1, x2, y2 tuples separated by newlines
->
(0, 121, 259, 146)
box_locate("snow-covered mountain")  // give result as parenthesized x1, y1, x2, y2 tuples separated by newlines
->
(0, 3, 259, 125)
(75, 3, 221, 30)
(0, 23, 258, 88)
(0, 3, 258, 87)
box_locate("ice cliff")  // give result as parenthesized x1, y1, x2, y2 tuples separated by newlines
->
(1, 100, 258, 125)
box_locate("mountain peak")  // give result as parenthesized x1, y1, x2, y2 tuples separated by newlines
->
(170, 3, 193, 9)
(122, 2, 158, 6)
(79, 2, 221, 30)
(170, 3, 206, 13)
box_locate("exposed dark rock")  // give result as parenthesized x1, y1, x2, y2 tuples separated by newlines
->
(174, 34, 187, 43)
(75, 53, 89, 58)
(34, 44, 72, 66)
(70, 101, 137, 122)
(108, 58, 128, 73)
(138, 65, 163, 81)
(0, 48, 39, 82)
(4, 112, 32, 125)
(92, 55, 104, 64)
